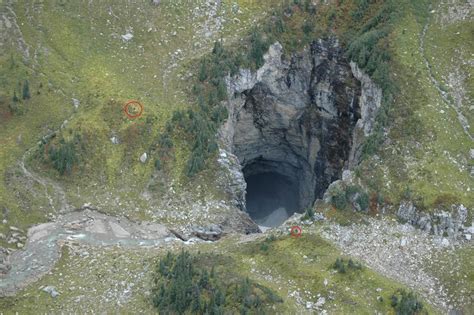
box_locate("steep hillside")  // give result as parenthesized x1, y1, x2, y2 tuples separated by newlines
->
(0, 0, 472, 313)
(0, 0, 283, 237)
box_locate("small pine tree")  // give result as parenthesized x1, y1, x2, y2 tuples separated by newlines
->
(274, 16, 286, 34)
(333, 258, 346, 273)
(249, 29, 265, 68)
(9, 54, 15, 69)
(12, 91, 19, 103)
(191, 286, 201, 312)
(212, 40, 224, 56)
(199, 60, 208, 82)
(22, 80, 30, 100)
(391, 289, 424, 315)
(304, 207, 315, 220)
(154, 159, 162, 170)
(216, 79, 227, 101)
(198, 270, 209, 289)
(302, 21, 314, 35)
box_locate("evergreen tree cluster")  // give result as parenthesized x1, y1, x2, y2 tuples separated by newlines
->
(390, 289, 425, 315)
(331, 185, 370, 212)
(9, 79, 32, 115)
(155, 39, 242, 177)
(42, 134, 81, 175)
(332, 257, 363, 274)
(151, 250, 282, 314)
(345, 0, 400, 157)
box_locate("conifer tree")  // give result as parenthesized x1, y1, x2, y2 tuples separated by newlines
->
(12, 91, 19, 103)
(22, 80, 30, 100)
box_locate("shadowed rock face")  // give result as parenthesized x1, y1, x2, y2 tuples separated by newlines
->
(221, 38, 380, 225)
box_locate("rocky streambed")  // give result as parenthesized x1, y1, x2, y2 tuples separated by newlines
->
(0, 210, 194, 296)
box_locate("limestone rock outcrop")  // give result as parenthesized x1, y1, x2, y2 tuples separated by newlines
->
(220, 38, 381, 212)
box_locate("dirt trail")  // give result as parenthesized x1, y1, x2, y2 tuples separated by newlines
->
(0, 210, 190, 296)
(19, 147, 70, 213)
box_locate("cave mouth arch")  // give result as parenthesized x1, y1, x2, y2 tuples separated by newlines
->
(224, 40, 365, 228)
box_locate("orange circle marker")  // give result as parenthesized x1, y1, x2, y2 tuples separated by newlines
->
(290, 226, 302, 238)
(123, 100, 144, 119)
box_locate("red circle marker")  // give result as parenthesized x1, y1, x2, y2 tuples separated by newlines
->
(123, 100, 144, 119)
(290, 226, 302, 238)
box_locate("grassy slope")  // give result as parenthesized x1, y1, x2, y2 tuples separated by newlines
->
(424, 244, 474, 313)
(355, 0, 473, 212)
(0, 0, 280, 239)
(0, 228, 439, 314)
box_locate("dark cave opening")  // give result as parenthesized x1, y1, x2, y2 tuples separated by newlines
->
(245, 172, 299, 227)
(243, 159, 302, 227)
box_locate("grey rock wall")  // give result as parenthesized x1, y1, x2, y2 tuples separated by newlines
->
(220, 38, 381, 212)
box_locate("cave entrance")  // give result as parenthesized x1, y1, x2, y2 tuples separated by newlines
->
(245, 171, 299, 227)
(227, 40, 363, 229)
(242, 158, 305, 227)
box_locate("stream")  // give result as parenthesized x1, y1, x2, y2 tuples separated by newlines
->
(0, 210, 184, 296)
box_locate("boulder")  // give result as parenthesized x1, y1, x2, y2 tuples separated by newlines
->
(72, 98, 80, 109)
(191, 224, 223, 241)
(121, 33, 133, 41)
(42, 286, 60, 298)
(397, 201, 417, 224)
(110, 136, 119, 144)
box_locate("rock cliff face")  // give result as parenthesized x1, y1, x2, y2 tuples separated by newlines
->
(220, 39, 381, 214)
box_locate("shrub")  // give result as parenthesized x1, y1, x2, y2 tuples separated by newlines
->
(248, 29, 266, 68)
(356, 192, 370, 211)
(333, 258, 346, 273)
(198, 60, 208, 82)
(390, 289, 424, 315)
(259, 234, 277, 252)
(12, 91, 19, 103)
(187, 151, 205, 177)
(273, 15, 286, 34)
(301, 207, 315, 221)
(302, 20, 314, 35)
(158, 132, 173, 149)
(47, 135, 80, 175)
(347, 259, 362, 270)
(333, 258, 363, 274)
(433, 193, 458, 210)
(351, 0, 371, 21)
(266, 234, 277, 242)
(332, 190, 348, 210)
